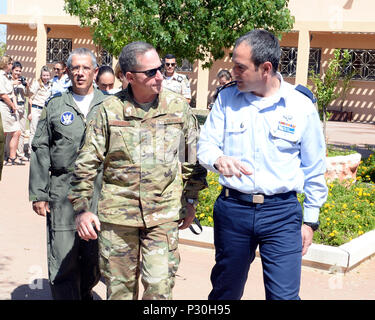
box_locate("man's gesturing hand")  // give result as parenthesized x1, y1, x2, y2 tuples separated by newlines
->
(214, 156, 252, 178)
(75, 212, 101, 241)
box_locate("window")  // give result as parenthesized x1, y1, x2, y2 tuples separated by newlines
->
(279, 47, 322, 77)
(342, 49, 375, 81)
(176, 59, 193, 72)
(98, 48, 113, 67)
(47, 38, 72, 63)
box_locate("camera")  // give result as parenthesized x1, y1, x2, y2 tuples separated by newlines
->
(19, 76, 27, 86)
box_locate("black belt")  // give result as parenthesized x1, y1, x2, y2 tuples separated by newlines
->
(222, 187, 296, 204)
(32, 104, 43, 110)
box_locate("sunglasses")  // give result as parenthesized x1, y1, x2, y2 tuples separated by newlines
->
(130, 65, 163, 78)
(165, 63, 176, 67)
(54, 68, 62, 71)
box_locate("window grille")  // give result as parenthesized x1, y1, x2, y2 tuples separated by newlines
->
(47, 38, 72, 63)
(98, 48, 113, 67)
(342, 49, 375, 81)
(176, 59, 193, 72)
(279, 47, 321, 77)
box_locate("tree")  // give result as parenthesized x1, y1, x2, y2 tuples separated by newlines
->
(64, 0, 294, 67)
(309, 49, 354, 138)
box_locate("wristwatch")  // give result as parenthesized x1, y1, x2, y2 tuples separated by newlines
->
(304, 221, 320, 231)
(186, 198, 198, 209)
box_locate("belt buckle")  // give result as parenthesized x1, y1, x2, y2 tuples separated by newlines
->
(252, 194, 264, 204)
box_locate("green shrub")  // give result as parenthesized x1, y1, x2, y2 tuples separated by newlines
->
(357, 151, 375, 184)
(197, 172, 375, 247)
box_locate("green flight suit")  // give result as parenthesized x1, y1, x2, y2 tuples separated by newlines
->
(29, 87, 106, 300)
(0, 113, 4, 180)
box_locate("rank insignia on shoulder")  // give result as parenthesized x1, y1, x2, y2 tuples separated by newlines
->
(217, 81, 237, 94)
(295, 84, 317, 103)
(60, 111, 74, 125)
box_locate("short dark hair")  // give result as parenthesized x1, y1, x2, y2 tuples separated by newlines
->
(12, 61, 23, 70)
(234, 29, 280, 74)
(163, 54, 176, 60)
(119, 41, 155, 74)
(96, 65, 114, 83)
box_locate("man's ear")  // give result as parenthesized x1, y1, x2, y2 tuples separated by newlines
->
(262, 61, 273, 76)
(126, 71, 134, 83)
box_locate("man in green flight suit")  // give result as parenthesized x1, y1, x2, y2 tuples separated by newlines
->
(29, 48, 105, 300)
(68, 41, 207, 300)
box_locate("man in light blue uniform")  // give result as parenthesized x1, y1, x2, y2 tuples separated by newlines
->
(197, 29, 328, 300)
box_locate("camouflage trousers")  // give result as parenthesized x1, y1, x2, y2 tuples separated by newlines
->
(99, 221, 180, 300)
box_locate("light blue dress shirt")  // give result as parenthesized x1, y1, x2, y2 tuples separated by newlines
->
(197, 75, 328, 223)
(51, 74, 72, 96)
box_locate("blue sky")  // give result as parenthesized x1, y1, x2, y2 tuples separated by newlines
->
(0, 0, 7, 43)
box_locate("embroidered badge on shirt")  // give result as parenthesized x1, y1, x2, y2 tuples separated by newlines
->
(61, 111, 74, 125)
(278, 121, 295, 134)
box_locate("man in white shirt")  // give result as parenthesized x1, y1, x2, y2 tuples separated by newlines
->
(51, 61, 72, 96)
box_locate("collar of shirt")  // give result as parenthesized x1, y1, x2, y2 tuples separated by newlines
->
(232, 72, 286, 111)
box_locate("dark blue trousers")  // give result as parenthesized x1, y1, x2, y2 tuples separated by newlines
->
(208, 190, 303, 300)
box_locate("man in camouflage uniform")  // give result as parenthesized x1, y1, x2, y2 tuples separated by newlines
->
(162, 54, 192, 104)
(29, 48, 104, 300)
(68, 42, 207, 300)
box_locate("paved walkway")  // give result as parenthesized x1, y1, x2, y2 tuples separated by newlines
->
(0, 121, 375, 300)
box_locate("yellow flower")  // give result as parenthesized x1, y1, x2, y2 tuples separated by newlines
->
(208, 217, 213, 223)
(326, 217, 331, 221)
(342, 203, 347, 209)
(358, 230, 364, 235)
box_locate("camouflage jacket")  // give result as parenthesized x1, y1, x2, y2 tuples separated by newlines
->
(69, 86, 207, 227)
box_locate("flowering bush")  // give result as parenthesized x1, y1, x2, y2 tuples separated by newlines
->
(197, 172, 375, 247)
(357, 151, 375, 183)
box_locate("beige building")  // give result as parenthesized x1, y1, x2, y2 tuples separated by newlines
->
(1, 0, 375, 122)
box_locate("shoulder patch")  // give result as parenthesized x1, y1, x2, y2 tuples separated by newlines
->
(295, 84, 317, 103)
(177, 75, 183, 83)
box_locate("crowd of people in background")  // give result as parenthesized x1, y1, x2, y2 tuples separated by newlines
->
(0, 50, 231, 169)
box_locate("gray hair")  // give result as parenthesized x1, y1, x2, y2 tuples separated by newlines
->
(119, 41, 155, 74)
(66, 48, 98, 70)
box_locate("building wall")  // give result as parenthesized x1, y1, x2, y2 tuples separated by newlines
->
(6, 24, 95, 83)
(7, 0, 67, 17)
(6, 24, 36, 81)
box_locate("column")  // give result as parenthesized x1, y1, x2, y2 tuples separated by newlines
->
(295, 29, 310, 86)
(35, 21, 47, 79)
(195, 59, 210, 109)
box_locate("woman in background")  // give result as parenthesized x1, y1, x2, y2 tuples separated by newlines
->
(11, 61, 30, 161)
(0, 55, 23, 166)
(96, 65, 115, 93)
(28, 66, 52, 149)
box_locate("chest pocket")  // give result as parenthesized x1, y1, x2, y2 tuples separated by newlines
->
(108, 120, 138, 166)
(223, 120, 249, 157)
(50, 121, 82, 171)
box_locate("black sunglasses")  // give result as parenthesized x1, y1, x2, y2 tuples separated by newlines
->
(130, 65, 163, 78)
(165, 63, 176, 67)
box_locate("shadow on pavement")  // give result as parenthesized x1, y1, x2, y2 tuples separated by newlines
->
(10, 279, 102, 300)
(11, 279, 52, 300)
(329, 143, 375, 159)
